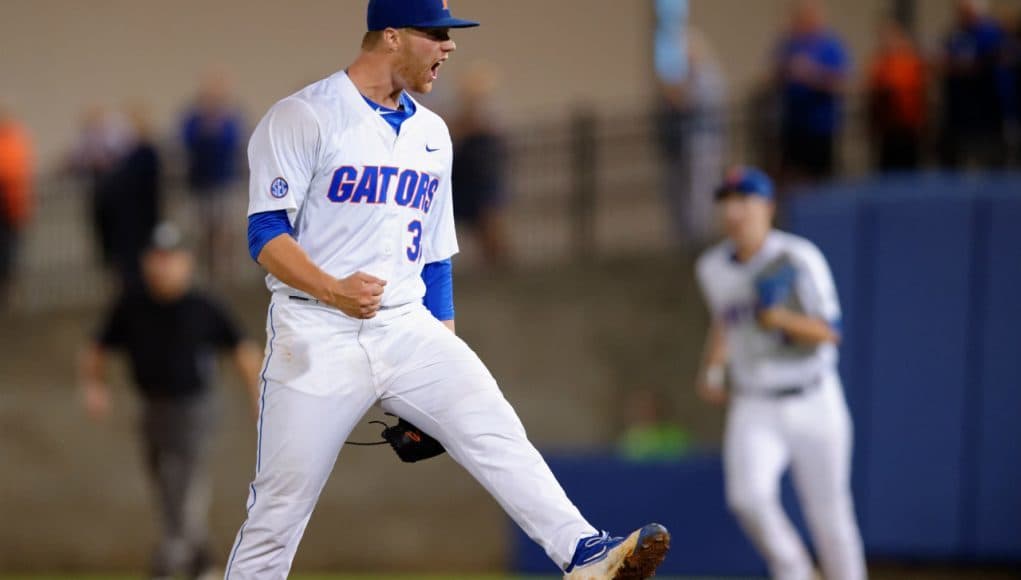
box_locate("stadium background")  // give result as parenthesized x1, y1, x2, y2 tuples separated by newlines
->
(1, 0, 1019, 578)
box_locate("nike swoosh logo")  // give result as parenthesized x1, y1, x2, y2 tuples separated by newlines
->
(425, 145, 440, 153)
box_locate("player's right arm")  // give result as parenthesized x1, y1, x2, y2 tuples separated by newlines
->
(247, 98, 385, 319)
(694, 252, 729, 406)
(256, 236, 386, 319)
(757, 241, 842, 346)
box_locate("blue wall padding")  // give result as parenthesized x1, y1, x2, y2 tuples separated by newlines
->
(860, 192, 974, 555)
(509, 453, 807, 577)
(785, 173, 1021, 561)
(971, 193, 1021, 558)
(787, 191, 872, 533)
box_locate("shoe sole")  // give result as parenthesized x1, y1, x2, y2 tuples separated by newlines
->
(612, 523, 670, 580)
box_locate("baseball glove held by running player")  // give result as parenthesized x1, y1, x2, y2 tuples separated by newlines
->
(377, 417, 446, 463)
(755, 255, 799, 311)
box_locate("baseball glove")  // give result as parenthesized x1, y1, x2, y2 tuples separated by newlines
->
(755, 254, 799, 311)
(755, 253, 818, 356)
(350, 415, 447, 463)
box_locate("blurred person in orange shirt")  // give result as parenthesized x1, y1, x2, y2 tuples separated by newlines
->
(0, 106, 34, 308)
(867, 20, 928, 171)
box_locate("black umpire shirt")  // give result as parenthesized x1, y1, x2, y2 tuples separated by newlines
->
(97, 289, 243, 399)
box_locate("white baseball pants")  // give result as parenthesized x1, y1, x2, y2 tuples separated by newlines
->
(724, 372, 867, 580)
(224, 294, 596, 579)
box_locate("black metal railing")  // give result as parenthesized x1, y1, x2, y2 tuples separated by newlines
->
(9, 96, 993, 313)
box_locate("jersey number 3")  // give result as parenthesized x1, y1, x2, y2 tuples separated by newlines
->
(406, 220, 423, 262)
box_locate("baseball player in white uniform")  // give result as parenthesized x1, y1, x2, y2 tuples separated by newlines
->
(225, 1, 670, 578)
(694, 167, 866, 580)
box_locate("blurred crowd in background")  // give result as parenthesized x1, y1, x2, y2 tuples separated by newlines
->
(2, 0, 1020, 462)
(3, 0, 1021, 302)
(656, 0, 1021, 249)
(59, 74, 243, 290)
(0, 61, 514, 300)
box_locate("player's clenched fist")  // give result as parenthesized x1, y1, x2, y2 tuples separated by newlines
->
(327, 271, 387, 318)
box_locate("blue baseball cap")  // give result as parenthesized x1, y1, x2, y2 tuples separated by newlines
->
(367, 0, 480, 31)
(714, 166, 774, 201)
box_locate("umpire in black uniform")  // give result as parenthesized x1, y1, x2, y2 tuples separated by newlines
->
(78, 222, 262, 580)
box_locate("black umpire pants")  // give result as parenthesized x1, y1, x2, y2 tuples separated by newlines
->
(141, 392, 218, 579)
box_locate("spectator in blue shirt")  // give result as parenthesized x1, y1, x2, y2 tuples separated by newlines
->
(180, 73, 244, 282)
(939, 0, 1009, 168)
(775, 0, 850, 187)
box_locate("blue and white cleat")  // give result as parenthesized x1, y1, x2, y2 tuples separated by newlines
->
(563, 523, 671, 579)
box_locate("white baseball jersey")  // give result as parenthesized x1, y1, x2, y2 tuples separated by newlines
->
(696, 230, 841, 393)
(227, 71, 599, 579)
(247, 70, 458, 307)
(697, 230, 866, 580)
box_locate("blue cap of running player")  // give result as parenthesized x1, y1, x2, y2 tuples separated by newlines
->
(367, 0, 480, 31)
(714, 166, 774, 201)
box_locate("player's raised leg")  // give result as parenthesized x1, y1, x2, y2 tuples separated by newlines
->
(788, 376, 866, 580)
(380, 349, 594, 566)
(224, 302, 379, 580)
(376, 308, 669, 578)
(724, 398, 814, 580)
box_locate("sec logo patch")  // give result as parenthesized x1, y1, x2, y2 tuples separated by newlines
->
(270, 177, 289, 199)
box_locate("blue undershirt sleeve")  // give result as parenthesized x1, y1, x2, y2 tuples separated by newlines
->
(247, 210, 294, 262)
(421, 259, 455, 321)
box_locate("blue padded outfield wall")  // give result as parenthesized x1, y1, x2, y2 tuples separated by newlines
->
(510, 173, 1021, 576)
